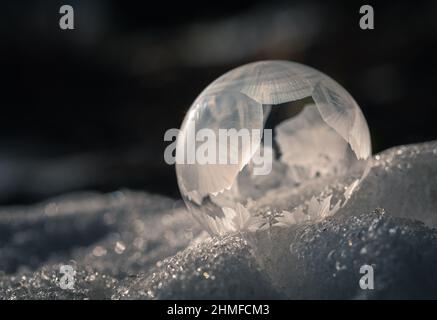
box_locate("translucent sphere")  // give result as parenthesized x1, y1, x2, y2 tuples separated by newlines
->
(176, 60, 371, 235)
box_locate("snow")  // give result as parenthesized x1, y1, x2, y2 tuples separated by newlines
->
(1, 141, 437, 299)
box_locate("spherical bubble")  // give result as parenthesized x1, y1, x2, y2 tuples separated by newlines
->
(176, 60, 371, 235)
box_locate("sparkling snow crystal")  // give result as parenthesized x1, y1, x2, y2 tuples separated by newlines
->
(0, 141, 436, 299)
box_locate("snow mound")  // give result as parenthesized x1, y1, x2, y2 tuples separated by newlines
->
(249, 208, 437, 299)
(0, 141, 436, 299)
(113, 235, 282, 299)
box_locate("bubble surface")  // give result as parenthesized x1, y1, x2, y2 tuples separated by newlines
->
(176, 60, 371, 235)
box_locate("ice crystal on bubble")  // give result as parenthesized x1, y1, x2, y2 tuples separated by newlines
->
(176, 61, 371, 235)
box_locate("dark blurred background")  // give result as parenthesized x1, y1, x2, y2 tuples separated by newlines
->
(1, 0, 436, 205)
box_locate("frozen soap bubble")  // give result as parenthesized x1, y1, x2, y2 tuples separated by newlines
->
(176, 60, 371, 236)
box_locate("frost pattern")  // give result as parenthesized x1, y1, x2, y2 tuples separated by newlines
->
(176, 60, 371, 235)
